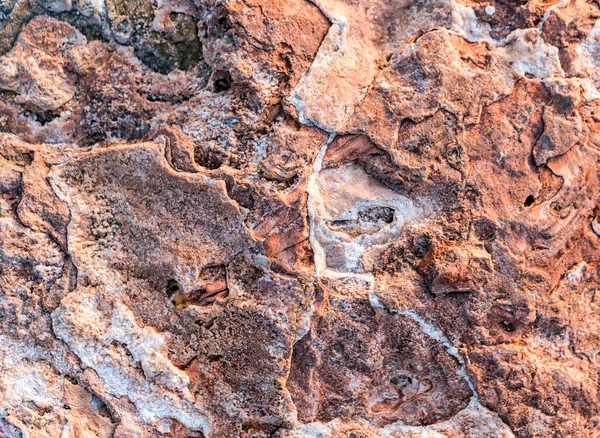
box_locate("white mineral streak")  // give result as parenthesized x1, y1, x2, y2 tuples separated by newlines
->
(288, 397, 514, 437)
(303, 135, 510, 436)
(574, 20, 600, 100)
(0, 336, 66, 438)
(498, 29, 563, 79)
(288, 1, 375, 132)
(0, 338, 58, 414)
(368, 289, 476, 396)
(449, 3, 493, 43)
(51, 291, 209, 431)
(297, 3, 523, 433)
(578, 20, 600, 69)
(47, 146, 212, 433)
(295, 300, 315, 341)
(367, 287, 517, 438)
(448, 2, 565, 79)
(307, 136, 333, 276)
(289, 0, 413, 132)
(307, 140, 420, 275)
(292, 0, 571, 138)
(105, 302, 191, 391)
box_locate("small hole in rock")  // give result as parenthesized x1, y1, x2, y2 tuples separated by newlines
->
(499, 320, 515, 332)
(358, 206, 395, 224)
(194, 145, 228, 169)
(390, 375, 412, 388)
(90, 394, 113, 420)
(411, 234, 431, 258)
(217, 16, 231, 32)
(213, 70, 232, 93)
(165, 279, 180, 298)
(31, 110, 58, 126)
(207, 354, 223, 363)
(524, 195, 535, 207)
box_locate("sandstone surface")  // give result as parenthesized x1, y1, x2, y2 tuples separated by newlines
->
(1, 0, 600, 437)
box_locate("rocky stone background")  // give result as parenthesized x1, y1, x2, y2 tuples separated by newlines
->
(0, 0, 600, 436)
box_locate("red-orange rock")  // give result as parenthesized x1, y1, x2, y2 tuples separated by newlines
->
(1, 1, 600, 437)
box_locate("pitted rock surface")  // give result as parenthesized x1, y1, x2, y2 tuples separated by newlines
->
(1, 1, 600, 437)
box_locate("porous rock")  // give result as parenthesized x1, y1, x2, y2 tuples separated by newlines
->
(0, 1, 599, 437)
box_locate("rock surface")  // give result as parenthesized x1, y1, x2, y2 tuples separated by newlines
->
(0, 0, 599, 437)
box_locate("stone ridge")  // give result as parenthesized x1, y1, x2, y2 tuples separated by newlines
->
(0, 0, 599, 437)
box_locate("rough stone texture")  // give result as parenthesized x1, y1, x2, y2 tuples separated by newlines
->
(1, 0, 600, 437)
